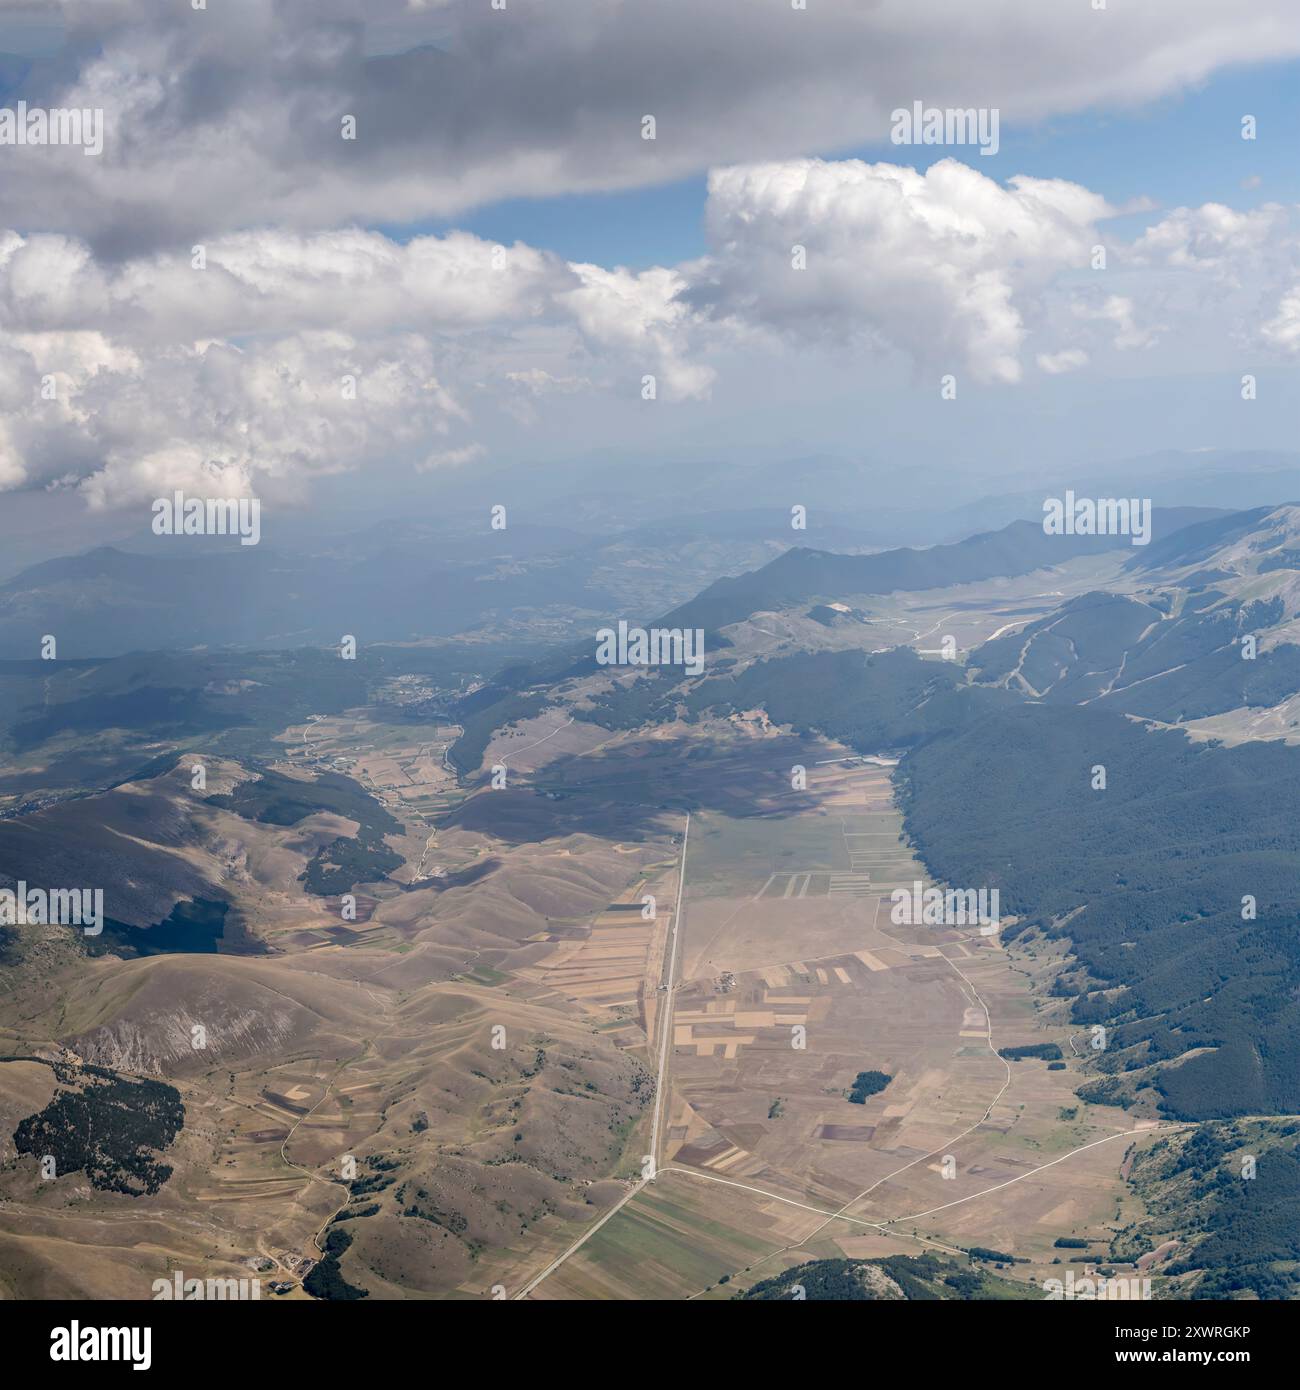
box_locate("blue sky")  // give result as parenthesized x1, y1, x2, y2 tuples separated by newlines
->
(398, 59, 1300, 269)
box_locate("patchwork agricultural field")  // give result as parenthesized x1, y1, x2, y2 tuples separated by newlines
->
(526, 756, 1171, 1301)
(0, 692, 1173, 1302)
(0, 697, 689, 1298)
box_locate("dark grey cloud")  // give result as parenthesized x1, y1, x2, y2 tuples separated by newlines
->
(2, 0, 1297, 251)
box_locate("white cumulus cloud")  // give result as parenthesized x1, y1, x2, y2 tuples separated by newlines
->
(687, 158, 1115, 384)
